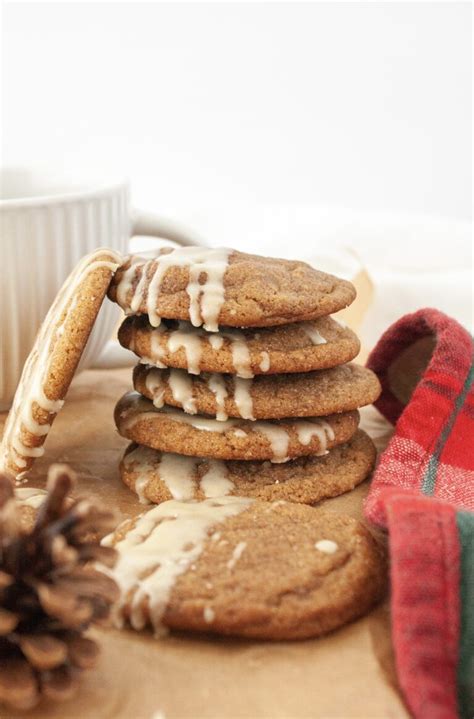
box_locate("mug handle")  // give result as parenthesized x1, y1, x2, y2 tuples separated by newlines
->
(131, 208, 205, 248)
(94, 209, 204, 369)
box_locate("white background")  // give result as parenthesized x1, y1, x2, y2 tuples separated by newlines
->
(2, 1, 472, 219)
(2, 2, 473, 337)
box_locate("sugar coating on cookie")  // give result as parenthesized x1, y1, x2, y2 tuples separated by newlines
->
(108, 247, 356, 329)
(114, 391, 360, 462)
(102, 498, 386, 640)
(0, 248, 122, 479)
(120, 429, 376, 506)
(132, 363, 381, 421)
(118, 315, 361, 376)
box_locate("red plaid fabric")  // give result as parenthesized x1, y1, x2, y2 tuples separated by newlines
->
(365, 308, 474, 719)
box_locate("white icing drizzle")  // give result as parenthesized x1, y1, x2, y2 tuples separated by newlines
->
(15, 487, 47, 509)
(158, 453, 197, 500)
(121, 400, 240, 435)
(148, 323, 167, 368)
(123, 445, 155, 504)
(226, 330, 253, 378)
(116, 258, 142, 309)
(143, 321, 254, 378)
(135, 475, 151, 505)
(125, 446, 196, 501)
(302, 322, 327, 345)
(144, 367, 165, 409)
(150, 711, 167, 719)
(227, 541, 247, 570)
(185, 248, 230, 331)
(206, 327, 253, 377)
(207, 374, 229, 421)
(259, 351, 271, 372)
(163, 407, 239, 433)
(208, 335, 224, 351)
(295, 419, 335, 455)
(102, 496, 253, 634)
(333, 317, 347, 329)
(119, 395, 338, 463)
(203, 606, 215, 623)
(168, 369, 197, 415)
(315, 539, 338, 554)
(0, 248, 121, 477)
(256, 423, 290, 463)
(167, 323, 203, 375)
(233, 378, 255, 420)
(120, 247, 230, 331)
(125, 446, 233, 501)
(200, 460, 234, 497)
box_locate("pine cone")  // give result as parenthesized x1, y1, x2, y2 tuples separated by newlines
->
(0, 464, 119, 711)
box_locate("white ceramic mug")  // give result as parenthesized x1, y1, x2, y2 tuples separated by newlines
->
(0, 168, 201, 409)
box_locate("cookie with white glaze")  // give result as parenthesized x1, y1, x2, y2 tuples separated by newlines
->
(0, 249, 122, 479)
(118, 315, 360, 376)
(114, 392, 359, 462)
(133, 363, 381, 420)
(103, 497, 386, 640)
(120, 429, 376, 505)
(108, 247, 356, 330)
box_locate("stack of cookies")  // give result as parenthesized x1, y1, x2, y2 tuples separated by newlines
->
(0, 245, 386, 642)
(109, 246, 381, 507)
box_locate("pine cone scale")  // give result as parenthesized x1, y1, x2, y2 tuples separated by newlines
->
(18, 633, 68, 670)
(0, 607, 18, 634)
(41, 665, 80, 702)
(0, 656, 39, 711)
(67, 635, 100, 670)
(0, 466, 118, 711)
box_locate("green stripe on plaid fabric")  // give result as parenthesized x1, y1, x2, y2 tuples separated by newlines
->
(421, 355, 474, 496)
(456, 510, 474, 719)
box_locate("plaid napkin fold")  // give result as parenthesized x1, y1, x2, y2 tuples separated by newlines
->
(364, 308, 474, 719)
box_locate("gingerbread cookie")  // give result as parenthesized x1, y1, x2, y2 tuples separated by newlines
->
(0, 249, 122, 479)
(103, 497, 386, 639)
(114, 392, 359, 461)
(118, 315, 360, 377)
(108, 247, 356, 330)
(120, 429, 376, 505)
(133, 363, 381, 420)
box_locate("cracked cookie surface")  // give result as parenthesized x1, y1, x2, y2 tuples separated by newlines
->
(108, 248, 356, 328)
(105, 497, 386, 639)
(118, 315, 360, 376)
(133, 363, 381, 420)
(115, 392, 359, 461)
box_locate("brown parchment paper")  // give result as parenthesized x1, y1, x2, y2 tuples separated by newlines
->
(0, 367, 409, 719)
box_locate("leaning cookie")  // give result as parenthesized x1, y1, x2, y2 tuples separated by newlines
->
(108, 247, 356, 330)
(114, 392, 359, 462)
(118, 315, 360, 376)
(133, 363, 381, 420)
(120, 430, 376, 505)
(0, 249, 122, 479)
(102, 497, 386, 640)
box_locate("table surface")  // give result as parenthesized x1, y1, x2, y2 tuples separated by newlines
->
(1, 368, 409, 719)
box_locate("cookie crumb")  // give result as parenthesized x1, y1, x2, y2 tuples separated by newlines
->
(227, 541, 247, 570)
(315, 539, 338, 554)
(203, 606, 215, 623)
